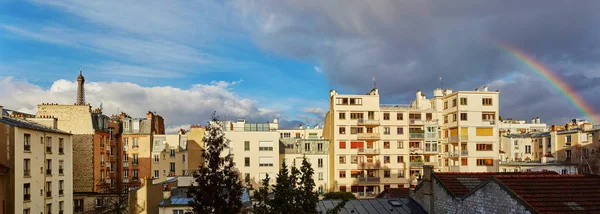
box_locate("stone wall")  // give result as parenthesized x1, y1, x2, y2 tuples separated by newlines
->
(73, 134, 95, 192)
(37, 104, 94, 134)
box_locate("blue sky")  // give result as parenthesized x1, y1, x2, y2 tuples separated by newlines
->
(1, 0, 600, 130)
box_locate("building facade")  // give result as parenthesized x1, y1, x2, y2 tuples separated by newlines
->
(152, 132, 189, 183)
(280, 138, 330, 194)
(0, 106, 74, 214)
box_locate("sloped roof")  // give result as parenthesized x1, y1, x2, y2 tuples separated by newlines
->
(317, 198, 427, 214)
(375, 188, 411, 198)
(495, 174, 600, 213)
(0, 115, 70, 134)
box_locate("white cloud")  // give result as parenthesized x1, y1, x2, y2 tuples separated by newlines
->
(0, 76, 279, 132)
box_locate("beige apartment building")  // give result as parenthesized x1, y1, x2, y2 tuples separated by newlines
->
(218, 119, 280, 188)
(152, 132, 188, 183)
(0, 106, 73, 214)
(186, 125, 205, 170)
(323, 86, 501, 195)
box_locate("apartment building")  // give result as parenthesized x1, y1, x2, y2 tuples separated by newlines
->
(499, 133, 578, 174)
(441, 86, 500, 173)
(152, 131, 189, 183)
(0, 106, 73, 214)
(498, 118, 547, 135)
(280, 138, 330, 194)
(278, 124, 324, 139)
(119, 111, 165, 187)
(218, 119, 280, 188)
(186, 125, 205, 170)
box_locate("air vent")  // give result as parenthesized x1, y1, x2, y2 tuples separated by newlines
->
(388, 200, 403, 207)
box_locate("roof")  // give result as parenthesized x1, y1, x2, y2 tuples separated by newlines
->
(316, 198, 427, 214)
(0, 164, 9, 173)
(434, 171, 558, 198)
(432, 171, 600, 213)
(495, 174, 600, 213)
(0, 115, 70, 134)
(159, 187, 252, 208)
(376, 188, 411, 198)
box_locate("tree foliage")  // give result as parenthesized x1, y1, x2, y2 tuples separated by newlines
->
(188, 112, 243, 214)
(571, 143, 600, 174)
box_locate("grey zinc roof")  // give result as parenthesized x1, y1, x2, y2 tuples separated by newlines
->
(0, 115, 70, 135)
(317, 198, 428, 214)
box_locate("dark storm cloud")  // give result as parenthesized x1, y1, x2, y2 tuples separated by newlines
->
(235, 0, 600, 124)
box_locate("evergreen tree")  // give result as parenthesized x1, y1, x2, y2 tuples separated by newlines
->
(253, 174, 272, 214)
(298, 156, 319, 214)
(269, 160, 296, 213)
(188, 112, 243, 214)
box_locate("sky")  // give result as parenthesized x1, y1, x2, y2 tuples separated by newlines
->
(1, 0, 599, 132)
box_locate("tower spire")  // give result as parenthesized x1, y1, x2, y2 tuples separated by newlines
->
(76, 67, 86, 105)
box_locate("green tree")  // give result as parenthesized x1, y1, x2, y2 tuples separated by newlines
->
(188, 112, 243, 214)
(269, 160, 298, 213)
(298, 157, 319, 213)
(253, 174, 272, 214)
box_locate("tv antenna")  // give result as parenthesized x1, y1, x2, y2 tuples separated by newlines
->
(372, 77, 376, 89)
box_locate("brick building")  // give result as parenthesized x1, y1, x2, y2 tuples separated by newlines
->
(413, 165, 600, 213)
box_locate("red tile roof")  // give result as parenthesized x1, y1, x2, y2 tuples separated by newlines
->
(433, 171, 600, 213)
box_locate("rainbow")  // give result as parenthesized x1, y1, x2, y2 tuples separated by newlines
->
(498, 42, 599, 125)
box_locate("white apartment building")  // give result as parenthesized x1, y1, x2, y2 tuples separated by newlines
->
(152, 132, 189, 183)
(498, 118, 547, 135)
(280, 138, 330, 194)
(0, 106, 73, 214)
(220, 119, 281, 188)
(279, 124, 324, 139)
(323, 86, 501, 195)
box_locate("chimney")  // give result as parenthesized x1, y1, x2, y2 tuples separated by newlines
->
(299, 125, 303, 130)
(482, 86, 488, 92)
(535, 117, 540, 124)
(306, 124, 311, 129)
(572, 119, 577, 125)
(474, 88, 479, 91)
(422, 165, 434, 213)
(531, 118, 535, 124)
(273, 118, 278, 124)
(416, 90, 422, 107)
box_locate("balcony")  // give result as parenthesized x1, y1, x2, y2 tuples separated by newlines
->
(410, 161, 424, 168)
(461, 150, 469, 156)
(409, 147, 423, 153)
(447, 152, 459, 158)
(409, 133, 424, 139)
(123, 177, 129, 183)
(123, 162, 129, 168)
(357, 176, 380, 183)
(357, 133, 380, 140)
(357, 118, 380, 126)
(132, 161, 139, 166)
(46, 169, 52, 176)
(359, 162, 381, 169)
(409, 119, 423, 125)
(24, 145, 31, 151)
(448, 136, 459, 142)
(425, 133, 438, 139)
(482, 120, 496, 125)
(357, 148, 379, 154)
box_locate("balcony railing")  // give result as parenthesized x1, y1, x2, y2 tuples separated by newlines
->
(425, 133, 438, 139)
(24, 145, 31, 151)
(447, 152, 459, 157)
(123, 162, 129, 168)
(461, 150, 469, 156)
(409, 133, 424, 139)
(359, 162, 381, 168)
(410, 161, 424, 168)
(123, 177, 129, 183)
(482, 120, 496, 125)
(357, 133, 380, 139)
(424, 162, 438, 167)
(133, 161, 139, 166)
(449, 136, 459, 142)
(24, 170, 30, 177)
(358, 119, 380, 125)
(409, 119, 423, 125)
(357, 176, 380, 183)
(24, 194, 30, 201)
(358, 148, 379, 154)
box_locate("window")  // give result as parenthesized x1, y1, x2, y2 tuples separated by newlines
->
(561, 169, 568, 175)
(318, 172, 324, 180)
(339, 186, 347, 192)
(24, 134, 31, 151)
(397, 156, 404, 163)
(173, 210, 186, 214)
(133, 154, 139, 165)
(566, 150, 572, 159)
(59, 201, 64, 213)
(350, 113, 363, 120)
(476, 144, 493, 151)
(339, 127, 346, 134)
(133, 138, 139, 149)
(339, 156, 346, 164)
(384, 142, 390, 149)
(124, 138, 129, 147)
(74, 199, 84, 212)
(524, 145, 532, 154)
(170, 148, 176, 157)
(460, 97, 467, 105)
(318, 143, 323, 151)
(339, 170, 346, 178)
(452, 113, 457, 122)
(426, 113, 432, 121)
(351, 156, 359, 164)
(482, 98, 493, 106)
(245, 157, 250, 167)
(475, 128, 494, 136)
(384, 127, 390, 135)
(95, 198, 104, 208)
(339, 141, 346, 149)
(339, 113, 346, 119)
(305, 143, 311, 152)
(384, 170, 391, 178)
(154, 170, 159, 178)
(182, 154, 186, 162)
(461, 158, 468, 166)
(318, 158, 323, 168)
(460, 113, 467, 121)
(281, 133, 291, 138)
(395, 113, 404, 121)
(383, 113, 390, 120)
(350, 142, 364, 149)
(170, 163, 176, 173)
(153, 154, 159, 163)
(46, 181, 52, 198)
(349, 98, 362, 105)
(46, 159, 52, 176)
(444, 115, 448, 123)
(566, 135, 572, 144)
(244, 141, 250, 151)
(46, 137, 52, 153)
(133, 170, 139, 179)
(59, 180, 64, 195)
(476, 159, 494, 166)
(24, 159, 30, 177)
(259, 157, 274, 167)
(397, 141, 404, 149)
(397, 169, 405, 178)
(24, 183, 31, 201)
(24, 208, 30, 214)
(452, 98, 457, 107)
(259, 141, 274, 151)
(46, 204, 52, 214)
(482, 112, 495, 121)
(350, 127, 363, 134)
(384, 156, 390, 163)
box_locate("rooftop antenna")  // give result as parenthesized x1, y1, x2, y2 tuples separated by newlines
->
(439, 76, 443, 89)
(372, 77, 376, 89)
